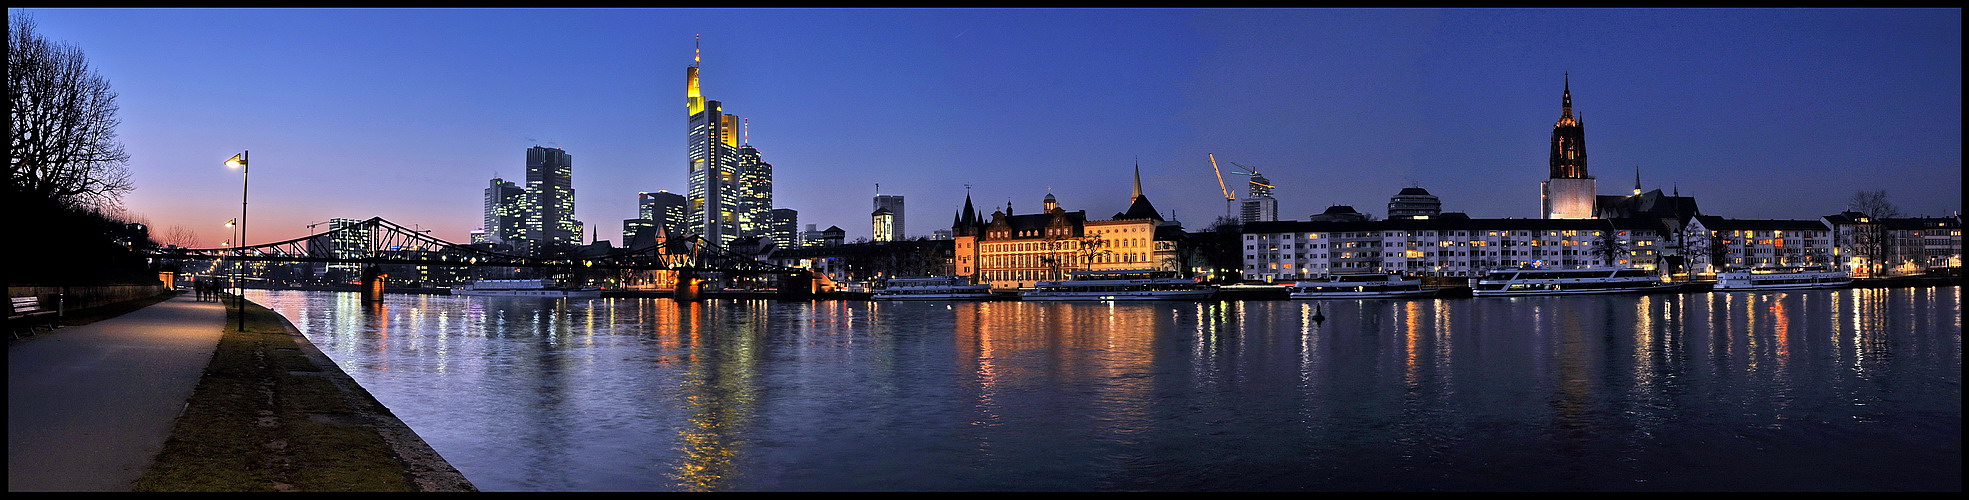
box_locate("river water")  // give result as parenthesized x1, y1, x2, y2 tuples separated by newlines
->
(246, 287, 1961, 491)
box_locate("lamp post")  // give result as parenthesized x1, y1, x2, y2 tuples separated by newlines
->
(227, 151, 249, 331)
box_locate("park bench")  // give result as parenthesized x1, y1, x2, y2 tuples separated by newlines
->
(10, 296, 59, 339)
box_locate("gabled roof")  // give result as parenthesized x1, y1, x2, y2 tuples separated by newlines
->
(1113, 195, 1162, 221)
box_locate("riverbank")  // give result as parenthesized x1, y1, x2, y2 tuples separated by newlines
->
(133, 295, 474, 492)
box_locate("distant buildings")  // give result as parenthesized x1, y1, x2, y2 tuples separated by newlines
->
(1387, 187, 1442, 219)
(638, 191, 687, 240)
(683, 38, 785, 247)
(872, 207, 897, 242)
(874, 193, 905, 241)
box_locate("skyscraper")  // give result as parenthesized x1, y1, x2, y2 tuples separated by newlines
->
(1541, 74, 1596, 219)
(525, 146, 581, 248)
(769, 208, 798, 249)
(637, 190, 688, 241)
(482, 177, 527, 246)
(686, 37, 742, 246)
(874, 193, 905, 240)
(735, 142, 774, 239)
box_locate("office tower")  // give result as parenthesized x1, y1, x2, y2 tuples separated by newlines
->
(525, 146, 581, 248)
(623, 218, 656, 248)
(1542, 74, 1596, 219)
(686, 37, 742, 246)
(769, 208, 798, 249)
(1388, 187, 1443, 219)
(736, 142, 774, 239)
(874, 193, 905, 240)
(482, 177, 528, 246)
(637, 190, 688, 242)
(801, 223, 826, 247)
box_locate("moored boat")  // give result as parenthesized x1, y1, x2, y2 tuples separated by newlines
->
(451, 279, 602, 298)
(1714, 265, 1851, 291)
(1471, 267, 1677, 296)
(872, 276, 996, 300)
(1021, 269, 1216, 301)
(1289, 273, 1437, 299)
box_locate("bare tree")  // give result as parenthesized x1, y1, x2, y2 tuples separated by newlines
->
(1847, 190, 1903, 219)
(8, 14, 132, 209)
(162, 225, 200, 248)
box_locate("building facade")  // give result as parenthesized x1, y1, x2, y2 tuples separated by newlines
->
(1238, 172, 1278, 223)
(1239, 217, 1663, 281)
(1684, 217, 1834, 274)
(1387, 187, 1443, 219)
(769, 208, 799, 250)
(872, 207, 897, 242)
(735, 144, 774, 240)
(952, 166, 1182, 289)
(637, 190, 688, 242)
(686, 39, 742, 246)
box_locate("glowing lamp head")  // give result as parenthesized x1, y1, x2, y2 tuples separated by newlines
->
(225, 152, 246, 169)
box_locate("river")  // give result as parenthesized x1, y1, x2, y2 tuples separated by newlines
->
(246, 287, 1962, 491)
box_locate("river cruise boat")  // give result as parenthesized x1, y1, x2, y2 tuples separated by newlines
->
(451, 279, 602, 298)
(1021, 269, 1217, 301)
(1471, 267, 1678, 297)
(871, 276, 996, 300)
(1714, 266, 1851, 291)
(1288, 273, 1436, 299)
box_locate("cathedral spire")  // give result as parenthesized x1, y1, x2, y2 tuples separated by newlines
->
(1634, 165, 1642, 196)
(1131, 160, 1144, 203)
(1562, 72, 1572, 117)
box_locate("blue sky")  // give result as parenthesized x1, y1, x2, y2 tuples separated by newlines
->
(14, 8, 1961, 246)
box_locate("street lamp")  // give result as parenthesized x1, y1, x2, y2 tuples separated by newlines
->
(226, 151, 249, 331)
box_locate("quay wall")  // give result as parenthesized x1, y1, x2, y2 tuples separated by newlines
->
(9, 284, 169, 312)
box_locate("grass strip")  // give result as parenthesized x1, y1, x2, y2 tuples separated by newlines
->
(132, 296, 418, 492)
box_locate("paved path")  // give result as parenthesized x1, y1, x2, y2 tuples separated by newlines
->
(8, 295, 226, 492)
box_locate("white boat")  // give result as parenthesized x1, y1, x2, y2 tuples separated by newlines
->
(1289, 273, 1437, 299)
(1714, 266, 1851, 291)
(872, 276, 996, 300)
(1021, 269, 1217, 301)
(451, 279, 602, 298)
(1471, 267, 1678, 296)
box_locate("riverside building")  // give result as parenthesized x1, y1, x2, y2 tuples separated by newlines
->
(1239, 216, 1669, 281)
(951, 166, 1183, 289)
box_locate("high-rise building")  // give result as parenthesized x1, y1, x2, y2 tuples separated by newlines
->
(308, 217, 369, 277)
(1238, 172, 1278, 224)
(1542, 74, 1596, 219)
(735, 143, 774, 239)
(800, 224, 826, 248)
(769, 208, 798, 249)
(482, 177, 528, 246)
(1388, 187, 1443, 219)
(525, 146, 581, 248)
(874, 194, 905, 240)
(622, 219, 656, 248)
(637, 191, 688, 242)
(686, 38, 743, 246)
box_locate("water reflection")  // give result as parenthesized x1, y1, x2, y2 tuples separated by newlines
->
(245, 287, 1961, 492)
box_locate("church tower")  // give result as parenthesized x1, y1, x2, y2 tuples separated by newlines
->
(1541, 74, 1597, 219)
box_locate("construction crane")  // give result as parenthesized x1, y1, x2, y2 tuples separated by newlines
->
(1208, 153, 1236, 217)
(1226, 161, 1275, 197)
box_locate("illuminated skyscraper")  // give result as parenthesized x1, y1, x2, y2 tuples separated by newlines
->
(735, 142, 774, 239)
(525, 146, 582, 249)
(686, 37, 742, 246)
(1542, 74, 1596, 219)
(637, 190, 687, 241)
(482, 177, 527, 246)
(769, 208, 798, 249)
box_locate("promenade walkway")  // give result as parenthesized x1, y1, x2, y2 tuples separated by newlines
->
(7, 295, 225, 492)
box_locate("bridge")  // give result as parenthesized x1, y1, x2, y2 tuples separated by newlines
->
(143, 217, 816, 300)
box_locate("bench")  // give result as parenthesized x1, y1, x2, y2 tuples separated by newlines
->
(10, 296, 59, 339)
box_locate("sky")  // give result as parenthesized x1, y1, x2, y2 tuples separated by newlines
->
(14, 8, 1963, 248)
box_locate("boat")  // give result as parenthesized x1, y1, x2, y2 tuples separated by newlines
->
(871, 276, 996, 300)
(1714, 265, 1851, 291)
(450, 279, 602, 298)
(1289, 273, 1437, 299)
(1021, 269, 1217, 301)
(1471, 267, 1678, 296)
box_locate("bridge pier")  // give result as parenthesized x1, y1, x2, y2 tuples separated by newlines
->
(673, 271, 702, 302)
(777, 272, 816, 300)
(359, 266, 385, 302)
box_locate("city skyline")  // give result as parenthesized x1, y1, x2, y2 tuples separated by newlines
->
(13, 8, 1961, 248)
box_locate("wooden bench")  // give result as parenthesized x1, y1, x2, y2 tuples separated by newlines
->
(10, 296, 59, 339)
